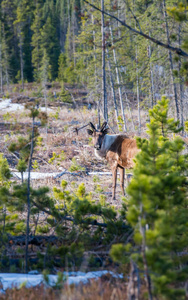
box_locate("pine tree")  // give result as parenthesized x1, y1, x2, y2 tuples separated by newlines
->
(111, 98, 188, 299)
(31, 3, 43, 81)
(40, 16, 60, 80)
(14, 0, 35, 83)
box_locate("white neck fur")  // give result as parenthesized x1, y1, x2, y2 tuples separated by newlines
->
(94, 134, 117, 159)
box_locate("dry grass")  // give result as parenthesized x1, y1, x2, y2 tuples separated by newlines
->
(1, 277, 129, 300)
(0, 102, 132, 205)
(0, 90, 187, 207)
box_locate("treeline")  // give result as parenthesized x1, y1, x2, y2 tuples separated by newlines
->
(0, 0, 188, 126)
(0, 0, 81, 85)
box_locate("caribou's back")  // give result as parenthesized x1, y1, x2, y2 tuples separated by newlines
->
(106, 135, 138, 169)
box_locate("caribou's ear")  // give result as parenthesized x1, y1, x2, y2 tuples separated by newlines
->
(87, 129, 93, 135)
(103, 128, 109, 135)
(100, 121, 107, 132)
(89, 122, 96, 131)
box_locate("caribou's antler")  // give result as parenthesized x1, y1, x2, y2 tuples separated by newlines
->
(89, 122, 96, 131)
(73, 121, 108, 135)
(100, 121, 107, 132)
(73, 123, 91, 135)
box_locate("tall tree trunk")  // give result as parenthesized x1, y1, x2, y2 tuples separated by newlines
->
(0, 22, 2, 93)
(110, 26, 127, 131)
(25, 115, 35, 273)
(72, 5, 76, 67)
(91, 10, 97, 80)
(136, 46, 141, 135)
(139, 203, 153, 300)
(2, 29, 9, 90)
(148, 36, 155, 108)
(163, 0, 180, 122)
(19, 29, 24, 90)
(91, 5, 100, 127)
(0, 42, 3, 94)
(106, 46, 119, 125)
(118, 70, 135, 131)
(125, 92, 135, 132)
(101, 0, 108, 121)
(178, 24, 184, 130)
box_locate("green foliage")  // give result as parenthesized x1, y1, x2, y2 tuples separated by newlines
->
(40, 48, 51, 83)
(185, 120, 188, 132)
(3, 112, 11, 121)
(149, 97, 181, 136)
(117, 116, 124, 132)
(110, 244, 129, 264)
(111, 99, 188, 298)
(167, 3, 187, 22)
(0, 154, 11, 186)
(36, 225, 50, 234)
(76, 183, 86, 198)
(17, 159, 27, 173)
(42, 269, 50, 285)
(32, 160, 39, 170)
(93, 175, 100, 183)
(58, 53, 67, 82)
(48, 151, 66, 165)
(36, 136, 43, 147)
(69, 157, 85, 172)
(59, 85, 72, 103)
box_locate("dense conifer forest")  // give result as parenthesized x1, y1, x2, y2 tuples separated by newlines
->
(0, 0, 188, 299)
(0, 0, 187, 123)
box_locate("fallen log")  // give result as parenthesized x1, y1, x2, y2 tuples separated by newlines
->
(8, 235, 59, 246)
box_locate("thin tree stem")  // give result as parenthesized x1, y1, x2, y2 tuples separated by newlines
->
(25, 115, 35, 273)
(101, 0, 108, 121)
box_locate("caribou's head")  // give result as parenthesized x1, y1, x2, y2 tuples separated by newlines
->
(87, 122, 109, 150)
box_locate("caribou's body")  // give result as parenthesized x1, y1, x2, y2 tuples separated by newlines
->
(87, 122, 139, 200)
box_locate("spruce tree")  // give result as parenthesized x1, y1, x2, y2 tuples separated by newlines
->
(40, 16, 60, 80)
(111, 97, 188, 299)
(31, 3, 43, 81)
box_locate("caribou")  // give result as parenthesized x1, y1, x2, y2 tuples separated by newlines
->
(87, 122, 139, 200)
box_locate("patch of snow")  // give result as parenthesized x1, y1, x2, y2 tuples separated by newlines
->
(0, 273, 57, 290)
(0, 99, 25, 112)
(39, 107, 54, 113)
(0, 271, 123, 291)
(0, 99, 54, 113)
(12, 172, 60, 180)
(28, 270, 39, 275)
(12, 171, 115, 181)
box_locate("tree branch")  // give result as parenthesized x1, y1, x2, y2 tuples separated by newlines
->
(31, 200, 131, 230)
(83, 0, 188, 57)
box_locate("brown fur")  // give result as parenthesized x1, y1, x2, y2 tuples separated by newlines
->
(106, 136, 139, 200)
(106, 136, 138, 168)
(87, 122, 139, 200)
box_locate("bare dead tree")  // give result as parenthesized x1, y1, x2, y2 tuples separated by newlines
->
(25, 108, 38, 273)
(83, 0, 188, 57)
(110, 25, 127, 131)
(101, 0, 108, 122)
(106, 46, 119, 125)
(163, 0, 180, 122)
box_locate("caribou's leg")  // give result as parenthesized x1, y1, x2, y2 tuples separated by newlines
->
(119, 166, 125, 196)
(111, 163, 118, 200)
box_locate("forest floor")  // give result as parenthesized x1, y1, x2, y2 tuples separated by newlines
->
(0, 83, 142, 295)
(0, 82, 187, 216)
(0, 82, 150, 207)
(0, 83, 188, 291)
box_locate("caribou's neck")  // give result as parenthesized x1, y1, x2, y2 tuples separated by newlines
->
(94, 134, 117, 159)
